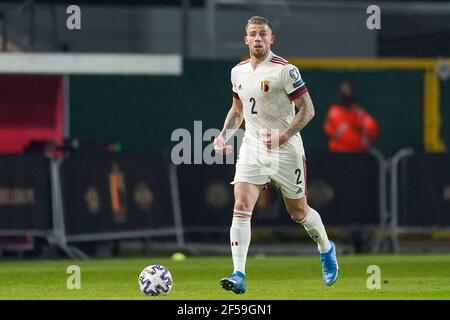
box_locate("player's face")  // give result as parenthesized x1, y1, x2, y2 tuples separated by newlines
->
(244, 24, 274, 59)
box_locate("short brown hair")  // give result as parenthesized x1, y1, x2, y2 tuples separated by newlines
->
(246, 16, 272, 31)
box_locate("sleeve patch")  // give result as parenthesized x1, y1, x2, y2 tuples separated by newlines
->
(293, 79, 305, 89)
(289, 68, 300, 80)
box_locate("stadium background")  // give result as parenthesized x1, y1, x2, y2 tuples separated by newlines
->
(0, 0, 449, 300)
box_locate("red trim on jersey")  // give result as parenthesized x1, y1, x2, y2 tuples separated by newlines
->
(271, 58, 287, 62)
(289, 86, 308, 100)
(270, 57, 288, 63)
(272, 56, 288, 63)
(232, 91, 240, 100)
(270, 59, 287, 66)
(273, 54, 288, 61)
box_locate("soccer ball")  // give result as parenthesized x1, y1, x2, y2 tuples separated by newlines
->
(138, 264, 173, 296)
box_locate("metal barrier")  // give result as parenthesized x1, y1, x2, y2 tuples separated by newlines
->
(0, 152, 185, 258)
(50, 152, 185, 258)
(5, 149, 449, 256)
(390, 148, 414, 252)
(390, 149, 450, 252)
(369, 148, 390, 253)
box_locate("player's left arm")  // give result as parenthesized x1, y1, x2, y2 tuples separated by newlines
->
(264, 64, 315, 149)
(264, 93, 315, 149)
(281, 92, 315, 143)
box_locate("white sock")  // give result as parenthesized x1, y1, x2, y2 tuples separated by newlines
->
(230, 209, 252, 275)
(299, 207, 331, 253)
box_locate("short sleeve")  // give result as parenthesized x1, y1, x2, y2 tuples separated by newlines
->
(281, 64, 308, 100)
(231, 69, 240, 100)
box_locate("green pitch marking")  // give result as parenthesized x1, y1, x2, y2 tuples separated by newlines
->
(0, 254, 449, 299)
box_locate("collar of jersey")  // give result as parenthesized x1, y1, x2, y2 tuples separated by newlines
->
(251, 51, 274, 71)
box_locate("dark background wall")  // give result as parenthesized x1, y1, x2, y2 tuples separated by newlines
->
(70, 60, 425, 156)
(70, 60, 234, 152)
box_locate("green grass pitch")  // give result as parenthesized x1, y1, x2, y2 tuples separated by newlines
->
(0, 254, 449, 299)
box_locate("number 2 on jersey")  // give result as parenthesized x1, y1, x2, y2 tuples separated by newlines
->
(250, 97, 257, 114)
(295, 168, 302, 184)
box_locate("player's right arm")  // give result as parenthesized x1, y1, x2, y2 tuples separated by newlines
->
(214, 96, 244, 155)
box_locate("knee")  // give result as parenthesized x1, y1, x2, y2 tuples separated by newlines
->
(234, 199, 253, 213)
(289, 205, 309, 222)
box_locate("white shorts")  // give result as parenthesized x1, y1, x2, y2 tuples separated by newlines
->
(231, 142, 307, 199)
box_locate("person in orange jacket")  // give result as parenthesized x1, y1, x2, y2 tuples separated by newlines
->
(324, 81, 378, 152)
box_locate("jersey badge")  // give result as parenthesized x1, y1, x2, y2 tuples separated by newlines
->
(261, 80, 269, 93)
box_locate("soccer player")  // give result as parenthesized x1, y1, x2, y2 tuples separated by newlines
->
(213, 16, 338, 294)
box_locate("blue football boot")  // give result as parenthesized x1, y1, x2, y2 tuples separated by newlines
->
(220, 271, 246, 294)
(320, 241, 339, 286)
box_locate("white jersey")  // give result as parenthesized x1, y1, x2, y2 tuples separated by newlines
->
(231, 51, 308, 155)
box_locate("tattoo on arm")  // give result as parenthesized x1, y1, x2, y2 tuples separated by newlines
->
(285, 94, 315, 139)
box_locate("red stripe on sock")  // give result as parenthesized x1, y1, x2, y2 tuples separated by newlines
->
(233, 211, 252, 217)
(233, 214, 252, 219)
